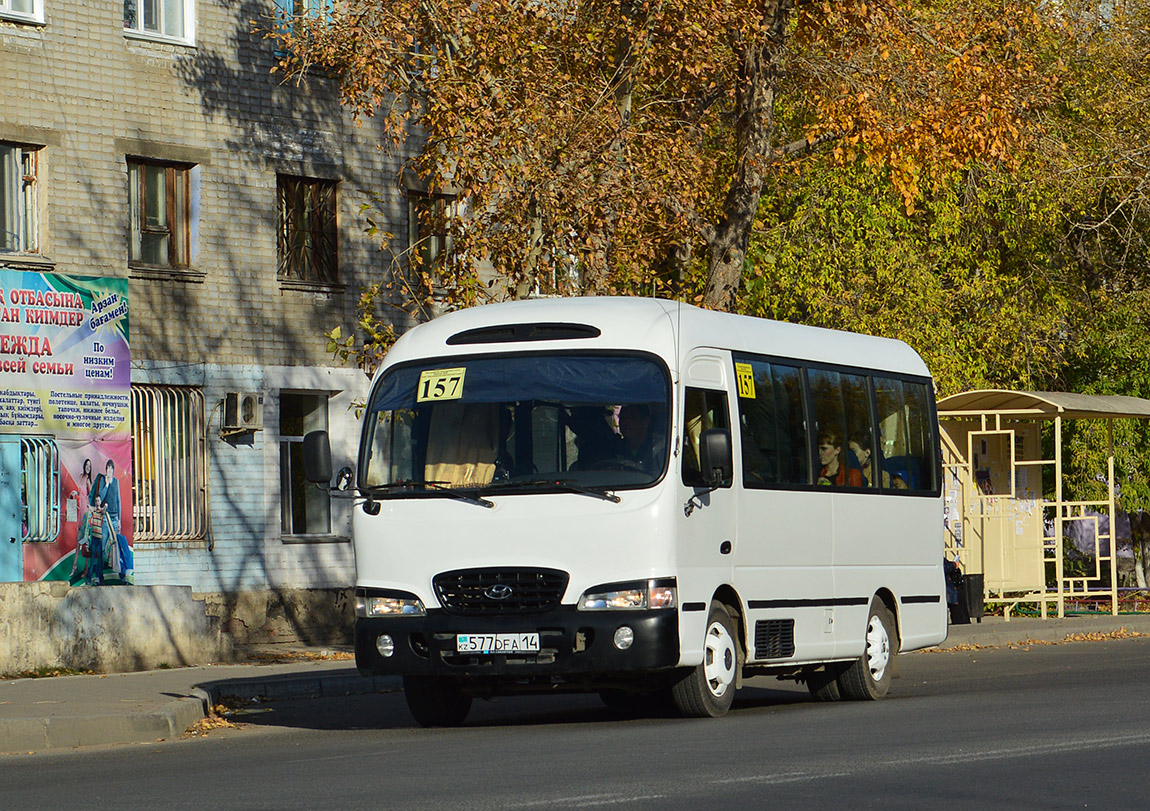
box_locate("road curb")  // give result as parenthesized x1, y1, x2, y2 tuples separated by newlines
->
(1, 695, 207, 753)
(194, 672, 403, 707)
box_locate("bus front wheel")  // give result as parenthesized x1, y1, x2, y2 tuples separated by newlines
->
(837, 600, 896, 701)
(403, 675, 473, 727)
(671, 601, 739, 718)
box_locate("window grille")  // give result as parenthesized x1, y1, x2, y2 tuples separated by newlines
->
(277, 175, 338, 285)
(131, 385, 207, 541)
(21, 437, 59, 543)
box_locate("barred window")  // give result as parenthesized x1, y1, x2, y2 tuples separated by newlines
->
(407, 191, 455, 273)
(131, 385, 208, 541)
(277, 175, 338, 285)
(22, 436, 59, 543)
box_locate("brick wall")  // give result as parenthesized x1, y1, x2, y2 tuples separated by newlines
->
(0, 1, 408, 590)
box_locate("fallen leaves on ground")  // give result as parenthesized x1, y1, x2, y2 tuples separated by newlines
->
(922, 626, 1149, 653)
(184, 702, 244, 738)
(245, 649, 355, 664)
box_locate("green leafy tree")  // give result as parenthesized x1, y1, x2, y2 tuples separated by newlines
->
(268, 0, 1056, 369)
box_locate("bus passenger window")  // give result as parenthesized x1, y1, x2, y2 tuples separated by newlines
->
(682, 387, 729, 487)
(874, 376, 936, 492)
(734, 358, 809, 486)
(810, 369, 868, 488)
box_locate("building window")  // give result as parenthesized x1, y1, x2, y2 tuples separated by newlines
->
(277, 175, 338, 285)
(22, 437, 59, 543)
(407, 191, 455, 273)
(280, 392, 331, 535)
(123, 0, 193, 41)
(273, 0, 334, 24)
(0, 0, 44, 24)
(131, 386, 208, 541)
(128, 159, 191, 269)
(0, 143, 39, 254)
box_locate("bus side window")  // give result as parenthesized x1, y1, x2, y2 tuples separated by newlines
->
(874, 376, 935, 492)
(682, 387, 730, 487)
(736, 359, 808, 486)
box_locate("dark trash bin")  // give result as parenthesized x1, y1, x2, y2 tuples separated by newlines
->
(963, 573, 984, 623)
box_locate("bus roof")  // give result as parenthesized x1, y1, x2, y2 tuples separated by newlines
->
(382, 297, 931, 379)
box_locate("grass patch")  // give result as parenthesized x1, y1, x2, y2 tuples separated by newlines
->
(1, 666, 94, 680)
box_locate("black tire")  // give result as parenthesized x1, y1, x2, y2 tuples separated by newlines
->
(671, 601, 739, 718)
(403, 675, 473, 727)
(805, 664, 846, 702)
(837, 600, 897, 701)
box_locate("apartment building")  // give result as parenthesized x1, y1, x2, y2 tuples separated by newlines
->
(0, 0, 408, 609)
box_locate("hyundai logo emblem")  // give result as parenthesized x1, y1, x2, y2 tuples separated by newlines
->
(484, 583, 514, 600)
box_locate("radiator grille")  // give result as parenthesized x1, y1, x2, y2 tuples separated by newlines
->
(754, 619, 796, 659)
(433, 568, 569, 615)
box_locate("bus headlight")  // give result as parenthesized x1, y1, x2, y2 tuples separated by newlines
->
(356, 589, 427, 618)
(578, 579, 676, 611)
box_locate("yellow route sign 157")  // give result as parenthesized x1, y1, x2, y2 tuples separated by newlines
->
(417, 367, 467, 402)
(735, 362, 756, 399)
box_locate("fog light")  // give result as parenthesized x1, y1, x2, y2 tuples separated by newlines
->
(376, 634, 395, 658)
(613, 626, 635, 650)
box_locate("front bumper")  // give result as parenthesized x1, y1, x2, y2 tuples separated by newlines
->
(355, 606, 680, 680)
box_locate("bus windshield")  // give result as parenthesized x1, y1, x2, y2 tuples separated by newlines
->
(361, 353, 671, 496)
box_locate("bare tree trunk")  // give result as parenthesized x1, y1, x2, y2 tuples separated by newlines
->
(703, 1, 792, 312)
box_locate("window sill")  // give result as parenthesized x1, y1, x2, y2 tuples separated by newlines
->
(132, 537, 209, 550)
(280, 534, 350, 545)
(123, 29, 195, 49)
(129, 265, 206, 283)
(0, 13, 44, 26)
(0, 253, 54, 270)
(278, 278, 346, 295)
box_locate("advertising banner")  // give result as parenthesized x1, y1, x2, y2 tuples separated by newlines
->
(0, 269, 132, 584)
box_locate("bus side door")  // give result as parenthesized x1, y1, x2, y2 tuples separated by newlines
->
(675, 353, 737, 663)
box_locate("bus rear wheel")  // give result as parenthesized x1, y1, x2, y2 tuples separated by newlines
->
(403, 675, 473, 727)
(837, 600, 896, 701)
(671, 601, 738, 718)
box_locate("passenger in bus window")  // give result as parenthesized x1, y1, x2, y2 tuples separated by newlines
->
(817, 430, 863, 487)
(849, 431, 889, 488)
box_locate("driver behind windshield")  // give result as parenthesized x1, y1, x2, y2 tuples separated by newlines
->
(571, 404, 664, 474)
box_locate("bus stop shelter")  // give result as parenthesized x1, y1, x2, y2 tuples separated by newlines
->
(937, 390, 1150, 618)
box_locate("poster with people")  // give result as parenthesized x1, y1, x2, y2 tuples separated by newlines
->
(0, 269, 131, 584)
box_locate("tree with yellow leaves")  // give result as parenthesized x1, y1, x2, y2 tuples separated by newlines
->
(270, 0, 1056, 355)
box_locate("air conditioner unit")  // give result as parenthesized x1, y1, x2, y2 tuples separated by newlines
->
(223, 391, 264, 433)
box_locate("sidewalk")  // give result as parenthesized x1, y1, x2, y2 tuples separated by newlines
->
(5, 614, 1150, 754)
(0, 648, 401, 754)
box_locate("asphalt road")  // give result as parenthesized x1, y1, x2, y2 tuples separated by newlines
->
(3, 638, 1150, 810)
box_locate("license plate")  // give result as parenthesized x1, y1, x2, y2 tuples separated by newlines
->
(456, 633, 540, 654)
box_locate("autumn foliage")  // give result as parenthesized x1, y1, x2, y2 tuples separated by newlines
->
(270, 0, 1057, 321)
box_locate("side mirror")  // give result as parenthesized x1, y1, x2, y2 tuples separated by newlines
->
(302, 430, 333, 484)
(698, 428, 733, 487)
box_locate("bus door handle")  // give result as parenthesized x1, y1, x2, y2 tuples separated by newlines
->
(719, 540, 732, 555)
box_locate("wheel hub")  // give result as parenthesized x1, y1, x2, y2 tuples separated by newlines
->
(703, 620, 736, 697)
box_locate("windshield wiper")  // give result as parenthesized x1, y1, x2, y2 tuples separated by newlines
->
(364, 479, 494, 509)
(484, 478, 621, 503)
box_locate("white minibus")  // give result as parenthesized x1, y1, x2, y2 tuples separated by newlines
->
(305, 297, 947, 726)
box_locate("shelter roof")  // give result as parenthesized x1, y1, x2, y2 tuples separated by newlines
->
(937, 390, 1150, 420)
